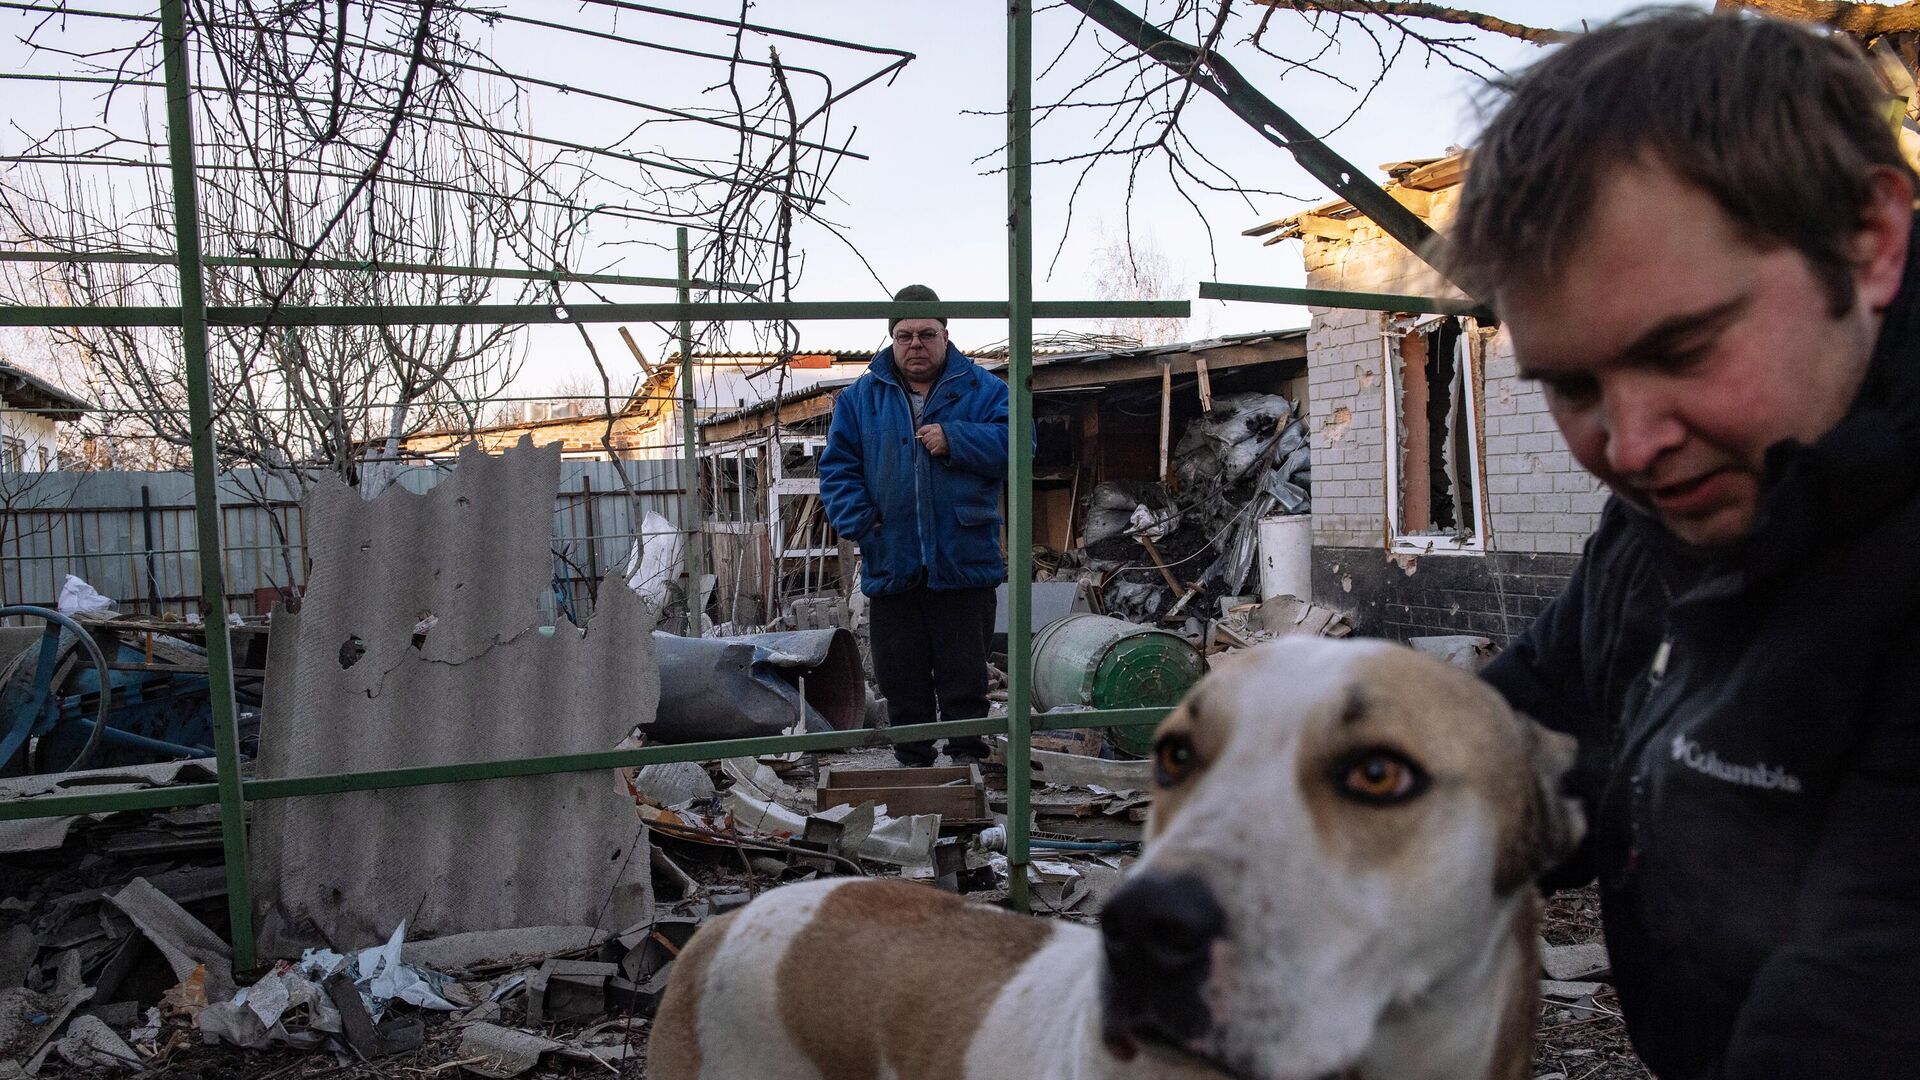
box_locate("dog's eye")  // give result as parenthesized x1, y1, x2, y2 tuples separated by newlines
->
(1335, 750, 1428, 805)
(1154, 733, 1199, 787)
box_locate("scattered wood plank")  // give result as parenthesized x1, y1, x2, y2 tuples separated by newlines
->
(1138, 536, 1183, 596)
(616, 326, 656, 375)
(1158, 359, 1172, 482)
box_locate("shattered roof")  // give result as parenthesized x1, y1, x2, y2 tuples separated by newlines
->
(697, 328, 1309, 431)
(1243, 152, 1466, 247)
(975, 327, 1307, 375)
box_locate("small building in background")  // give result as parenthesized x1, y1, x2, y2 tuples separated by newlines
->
(389, 351, 872, 463)
(1245, 151, 1606, 644)
(0, 361, 90, 471)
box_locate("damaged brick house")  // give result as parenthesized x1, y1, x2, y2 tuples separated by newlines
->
(1246, 153, 1608, 643)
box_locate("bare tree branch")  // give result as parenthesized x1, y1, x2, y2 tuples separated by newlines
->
(1719, 0, 1920, 37)
(1252, 1, 1570, 44)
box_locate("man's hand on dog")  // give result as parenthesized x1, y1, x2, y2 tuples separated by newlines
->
(917, 423, 948, 456)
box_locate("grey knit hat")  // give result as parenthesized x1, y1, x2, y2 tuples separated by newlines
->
(888, 284, 945, 334)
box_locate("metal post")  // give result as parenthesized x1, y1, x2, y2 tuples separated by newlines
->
(581, 475, 600, 607)
(676, 228, 706, 628)
(1005, 0, 1036, 913)
(140, 485, 162, 615)
(160, 0, 253, 969)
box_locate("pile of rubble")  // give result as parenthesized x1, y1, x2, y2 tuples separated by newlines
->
(1071, 393, 1310, 625)
(0, 738, 1154, 1078)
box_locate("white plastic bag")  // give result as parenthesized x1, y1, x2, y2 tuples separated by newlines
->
(56, 575, 114, 616)
(623, 511, 684, 610)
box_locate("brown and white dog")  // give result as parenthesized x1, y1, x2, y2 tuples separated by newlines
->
(650, 637, 1585, 1080)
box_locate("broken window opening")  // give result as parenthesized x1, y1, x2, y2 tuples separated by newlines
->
(1384, 315, 1485, 553)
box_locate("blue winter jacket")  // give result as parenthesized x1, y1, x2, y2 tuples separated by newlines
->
(819, 344, 1011, 596)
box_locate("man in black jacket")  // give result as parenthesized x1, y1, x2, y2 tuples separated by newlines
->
(1455, 11, 1920, 1079)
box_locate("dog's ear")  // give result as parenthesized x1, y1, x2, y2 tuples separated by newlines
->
(1494, 715, 1588, 895)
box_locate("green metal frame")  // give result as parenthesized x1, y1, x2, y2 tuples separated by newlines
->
(0, 0, 1196, 966)
(0, 299, 1187, 328)
(1198, 281, 1494, 321)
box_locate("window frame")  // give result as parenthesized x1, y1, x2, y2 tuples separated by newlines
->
(1379, 313, 1489, 557)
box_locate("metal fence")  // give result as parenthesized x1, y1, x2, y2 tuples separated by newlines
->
(0, 0, 1202, 969)
(0, 460, 686, 623)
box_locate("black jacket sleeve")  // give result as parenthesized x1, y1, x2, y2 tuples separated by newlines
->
(1711, 628, 1920, 1079)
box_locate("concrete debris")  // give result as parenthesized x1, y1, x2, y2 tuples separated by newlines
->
(458, 1022, 562, 1078)
(627, 760, 718, 810)
(527, 959, 617, 1024)
(252, 439, 657, 956)
(1541, 941, 1612, 983)
(1540, 979, 1607, 1002)
(458, 1019, 638, 1078)
(52, 1014, 138, 1072)
(400, 926, 610, 975)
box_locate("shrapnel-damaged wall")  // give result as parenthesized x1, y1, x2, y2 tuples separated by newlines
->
(1291, 161, 1606, 642)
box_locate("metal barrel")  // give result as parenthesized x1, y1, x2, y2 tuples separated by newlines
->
(1030, 613, 1205, 756)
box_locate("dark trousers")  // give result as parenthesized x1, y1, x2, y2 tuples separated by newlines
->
(869, 584, 996, 766)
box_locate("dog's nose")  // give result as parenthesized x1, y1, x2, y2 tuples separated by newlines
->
(1101, 873, 1227, 1049)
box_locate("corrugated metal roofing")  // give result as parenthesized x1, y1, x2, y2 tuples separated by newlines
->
(251, 439, 657, 956)
(696, 328, 1310, 430)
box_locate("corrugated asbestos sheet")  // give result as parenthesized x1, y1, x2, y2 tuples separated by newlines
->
(251, 438, 658, 957)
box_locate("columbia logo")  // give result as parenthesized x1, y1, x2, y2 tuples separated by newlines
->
(1670, 734, 1804, 794)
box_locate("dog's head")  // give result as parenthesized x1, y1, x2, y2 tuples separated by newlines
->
(1099, 637, 1583, 1080)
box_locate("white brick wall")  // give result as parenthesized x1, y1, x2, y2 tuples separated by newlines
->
(1300, 188, 1603, 555)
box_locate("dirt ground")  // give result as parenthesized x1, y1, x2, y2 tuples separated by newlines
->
(1534, 887, 1647, 1080)
(34, 884, 1641, 1080)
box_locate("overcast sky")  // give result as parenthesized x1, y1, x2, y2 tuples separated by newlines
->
(1, 1, 1675, 397)
(512, 1, 1657, 381)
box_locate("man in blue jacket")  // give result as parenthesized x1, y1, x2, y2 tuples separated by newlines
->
(820, 285, 1011, 767)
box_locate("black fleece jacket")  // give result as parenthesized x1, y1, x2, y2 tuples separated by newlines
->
(1482, 232, 1920, 1079)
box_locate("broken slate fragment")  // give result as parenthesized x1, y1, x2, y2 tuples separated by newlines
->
(458, 1022, 564, 1079)
(52, 1015, 138, 1073)
(1540, 979, 1606, 1002)
(106, 878, 234, 1002)
(1541, 941, 1611, 983)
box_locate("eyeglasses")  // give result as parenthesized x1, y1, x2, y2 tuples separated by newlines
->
(893, 329, 943, 345)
